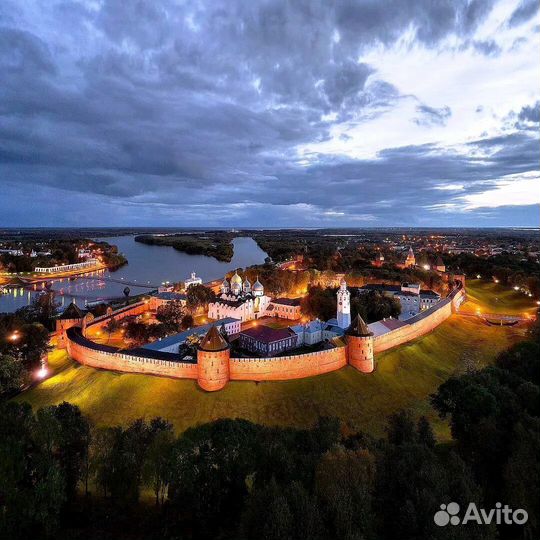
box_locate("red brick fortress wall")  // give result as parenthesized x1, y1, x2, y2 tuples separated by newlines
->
(229, 345, 347, 381)
(62, 285, 465, 389)
(373, 285, 465, 354)
(66, 327, 198, 379)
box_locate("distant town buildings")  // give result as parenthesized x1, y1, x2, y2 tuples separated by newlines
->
(34, 259, 100, 274)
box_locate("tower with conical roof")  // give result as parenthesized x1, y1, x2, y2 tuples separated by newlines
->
(197, 325, 231, 391)
(435, 255, 445, 273)
(405, 247, 416, 268)
(56, 301, 85, 349)
(337, 278, 351, 329)
(345, 314, 374, 373)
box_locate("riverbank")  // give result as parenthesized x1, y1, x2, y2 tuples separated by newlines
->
(1, 262, 109, 285)
(0, 236, 269, 313)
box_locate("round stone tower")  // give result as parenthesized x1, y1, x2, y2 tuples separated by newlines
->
(345, 315, 374, 373)
(197, 325, 230, 391)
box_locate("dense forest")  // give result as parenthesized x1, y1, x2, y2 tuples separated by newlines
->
(1, 322, 538, 540)
(135, 233, 235, 262)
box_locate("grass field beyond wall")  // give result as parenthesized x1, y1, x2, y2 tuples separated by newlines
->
(462, 279, 537, 316)
(16, 314, 526, 440)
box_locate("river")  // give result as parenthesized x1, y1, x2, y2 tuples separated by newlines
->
(0, 236, 268, 313)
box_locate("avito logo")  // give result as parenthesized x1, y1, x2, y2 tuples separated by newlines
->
(434, 502, 528, 526)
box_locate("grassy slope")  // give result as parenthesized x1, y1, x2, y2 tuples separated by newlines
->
(16, 315, 524, 440)
(462, 279, 537, 316)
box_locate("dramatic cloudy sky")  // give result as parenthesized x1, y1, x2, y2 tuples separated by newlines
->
(0, 0, 538, 227)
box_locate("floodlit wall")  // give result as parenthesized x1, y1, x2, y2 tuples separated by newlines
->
(66, 327, 198, 379)
(373, 286, 465, 354)
(229, 346, 347, 381)
(63, 284, 465, 389)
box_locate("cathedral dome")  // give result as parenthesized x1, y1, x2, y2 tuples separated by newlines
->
(230, 271, 242, 286)
(253, 278, 264, 291)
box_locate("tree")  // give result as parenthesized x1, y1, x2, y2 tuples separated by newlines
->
(181, 313, 194, 330)
(186, 284, 215, 313)
(315, 446, 376, 539)
(124, 321, 150, 347)
(104, 317, 120, 342)
(48, 402, 91, 501)
(1, 322, 51, 373)
(16, 290, 60, 328)
(0, 354, 24, 396)
(417, 416, 435, 448)
(156, 300, 185, 333)
(143, 420, 175, 506)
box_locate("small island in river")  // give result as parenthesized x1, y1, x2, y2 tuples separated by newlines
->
(134, 232, 235, 262)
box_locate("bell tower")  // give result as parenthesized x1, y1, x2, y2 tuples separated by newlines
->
(336, 278, 351, 329)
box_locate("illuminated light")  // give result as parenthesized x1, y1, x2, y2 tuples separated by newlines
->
(536, 301, 540, 306)
(494, 279, 499, 283)
(422, 264, 430, 270)
(9, 331, 20, 341)
(476, 275, 481, 279)
(514, 286, 520, 291)
(37, 366, 48, 379)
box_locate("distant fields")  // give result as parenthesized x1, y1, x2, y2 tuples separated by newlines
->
(16, 314, 525, 441)
(462, 278, 537, 316)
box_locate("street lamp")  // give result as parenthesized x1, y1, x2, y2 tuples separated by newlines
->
(36, 358, 48, 379)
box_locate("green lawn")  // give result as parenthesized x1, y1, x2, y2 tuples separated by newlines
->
(462, 279, 537, 316)
(16, 315, 525, 441)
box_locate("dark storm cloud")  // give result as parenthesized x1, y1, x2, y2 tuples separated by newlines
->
(518, 101, 540, 123)
(0, 0, 537, 226)
(508, 0, 539, 27)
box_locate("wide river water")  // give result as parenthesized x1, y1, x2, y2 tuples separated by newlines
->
(0, 235, 268, 313)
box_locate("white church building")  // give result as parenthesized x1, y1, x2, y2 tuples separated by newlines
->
(207, 272, 271, 322)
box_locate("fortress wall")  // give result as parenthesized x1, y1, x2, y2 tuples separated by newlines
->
(64, 285, 465, 385)
(373, 286, 465, 354)
(87, 301, 149, 329)
(229, 345, 347, 381)
(66, 330, 198, 379)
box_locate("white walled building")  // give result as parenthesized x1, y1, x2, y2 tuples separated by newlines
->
(208, 272, 271, 322)
(184, 272, 203, 289)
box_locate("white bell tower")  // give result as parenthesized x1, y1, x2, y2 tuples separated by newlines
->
(337, 278, 351, 329)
